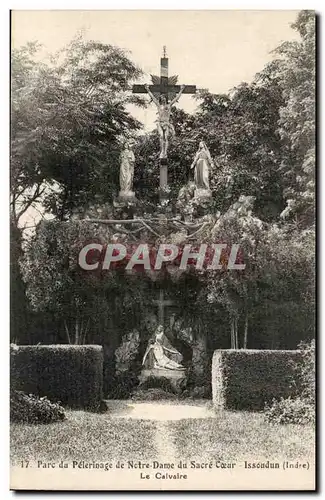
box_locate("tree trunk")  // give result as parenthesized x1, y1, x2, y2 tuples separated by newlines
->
(75, 319, 79, 345)
(243, 313, 248, 349)
(81, 319, 89, 345)
(234, 317, 238, 349)
(230, 317, 235, 349)
(10, 221, 29, 343)
(64, 320, 71, 344)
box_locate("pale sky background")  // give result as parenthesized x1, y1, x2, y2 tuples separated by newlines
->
(12, 10, 300, 131)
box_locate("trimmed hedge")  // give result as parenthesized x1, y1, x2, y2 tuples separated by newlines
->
(11, 345, 103, 411)
(212, 349, 302, 411)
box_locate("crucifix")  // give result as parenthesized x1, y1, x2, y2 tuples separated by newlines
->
(153, 289, 174, 330)
(133, 47, 196, 189)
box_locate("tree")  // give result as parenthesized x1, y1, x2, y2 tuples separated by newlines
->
(133, 107, 200, 207)
(11, 36, 145, 226)
(11, 42, 50, 228)
(198, 201, 315, 350)
(134, 75, 286, 221)
(191, 78, 286, 220)
(270, 10, 315, 225)
(11, 36, 146, 342)
(21, 219, 155, 345)
(199, 196, 264, 349)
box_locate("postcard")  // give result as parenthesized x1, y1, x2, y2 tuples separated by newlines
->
(10, 9, 315, 491)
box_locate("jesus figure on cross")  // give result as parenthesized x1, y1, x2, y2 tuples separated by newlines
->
(145, 83, 185, 159)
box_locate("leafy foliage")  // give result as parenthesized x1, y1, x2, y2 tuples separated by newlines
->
(131, 388, 178, 401)
(11, 36, 146, 343)
(10, 390, 66, 424)
(115, 330, 141, 374)
(298, 339, 315, 403)
(264, 339, 315, 424)
(21, 219, 155, 345)
(273, 10, 315, 224)
(264, 396, 314, 425)
(11, 36, 144, 224)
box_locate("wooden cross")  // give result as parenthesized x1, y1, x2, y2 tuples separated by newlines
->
(153, 289, 174, 328)
(132, 47, 196, 103)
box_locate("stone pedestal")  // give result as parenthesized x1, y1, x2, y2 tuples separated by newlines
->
(139, 368, 187, 393)
(118, 190, 136, 202)
(193, 188, 213, 217)
(113, 192, 138, 218)
(194, 187, 212, 201)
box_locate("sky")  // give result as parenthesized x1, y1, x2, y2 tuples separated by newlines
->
(12, 10, 300, 131)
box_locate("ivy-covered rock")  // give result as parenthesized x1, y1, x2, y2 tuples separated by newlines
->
(115, 330, 140, 374)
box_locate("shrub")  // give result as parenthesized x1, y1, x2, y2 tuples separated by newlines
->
(264, 340, 315, 425)
(109, 374, 182, 400)
(297, 339, 315, 403)
(131, 388, 177, 401)
(108, 372, 140, 399)
(11, 344, 103, 410)
(212, 349, 302, 411)
(139, 376, 176, 394)
(181, 385, 211, 399)
(264, 396, 314, 425)
(98, 399, 109, 413)
(10, 390, 66, 424)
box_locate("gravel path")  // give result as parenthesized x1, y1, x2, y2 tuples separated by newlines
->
(110, 401, 215, 421)
(110, 400, 215, 461)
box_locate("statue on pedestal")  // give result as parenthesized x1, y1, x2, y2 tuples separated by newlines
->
(142, 325, 185, 371)
(119, 140, 136, 200)
(191, 141, 214, 199)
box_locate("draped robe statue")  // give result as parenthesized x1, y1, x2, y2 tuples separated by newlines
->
(119, 142, 135, 198)
(191, 141, 214, 197)
(142, 325, 185, 371)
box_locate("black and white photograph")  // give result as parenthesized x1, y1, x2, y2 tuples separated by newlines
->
(10, 9, 316, 491)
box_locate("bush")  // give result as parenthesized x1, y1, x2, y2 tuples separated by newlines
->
(10, 390, 66, 424)
(139, 376, 176, 394)
(181, 385, 211, 399)
(264, 340, 315, 425)
(131, 388, 178, 401)
(108, 371, 140, 399)
(108, 374, 182, 400)
(297, 339, 315, 403)
(11, 344, 103, 410)
(212, 349, 302, 411)
(264, 396, 314, 425)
